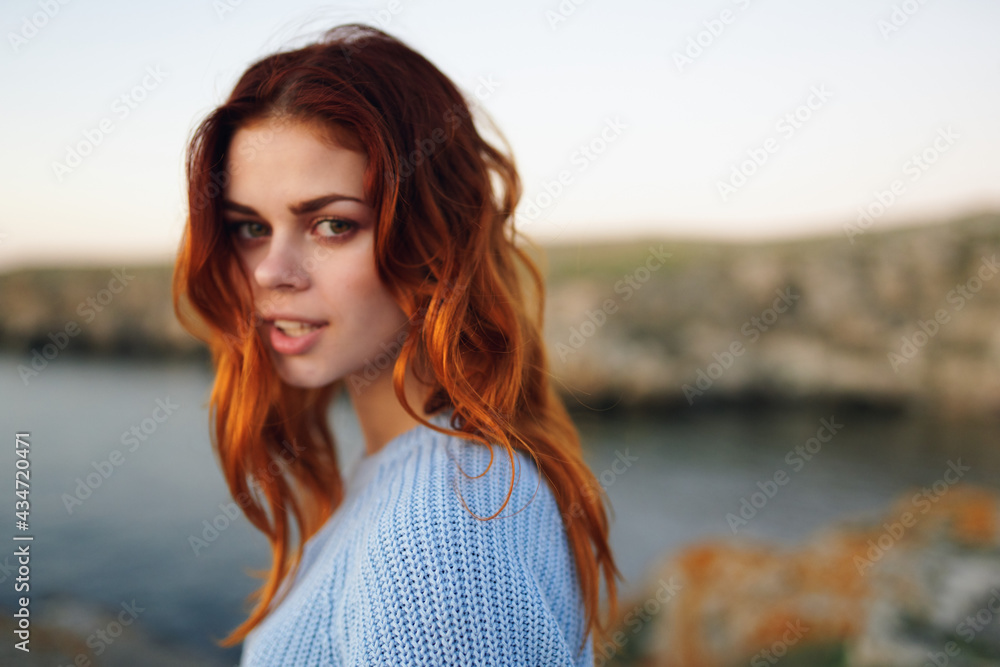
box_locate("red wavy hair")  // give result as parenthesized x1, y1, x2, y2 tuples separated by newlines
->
(172, 23, 621, 659)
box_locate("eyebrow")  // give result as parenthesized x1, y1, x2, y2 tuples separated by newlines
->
(222, 193, 365, 216)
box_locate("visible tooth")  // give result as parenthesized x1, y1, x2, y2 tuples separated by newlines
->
(274, 319, 307, 329)
(273, 320, 321, 337)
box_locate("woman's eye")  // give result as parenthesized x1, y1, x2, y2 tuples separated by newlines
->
(228, 221, 269, 239)
(314, 218, 355, 238)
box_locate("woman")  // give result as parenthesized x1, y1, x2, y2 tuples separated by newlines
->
(173, 23, 621, 666)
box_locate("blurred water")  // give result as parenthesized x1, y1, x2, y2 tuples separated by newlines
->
(0, 355, 997, 662)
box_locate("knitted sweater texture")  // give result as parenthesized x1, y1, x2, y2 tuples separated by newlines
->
(240, 410, 594, 666)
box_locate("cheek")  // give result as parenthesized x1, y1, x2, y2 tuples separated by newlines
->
(320, 250, 406, 330)
(354, 274, 406, 331)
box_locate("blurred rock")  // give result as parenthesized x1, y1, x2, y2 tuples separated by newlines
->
(542, 212, 1000, 419)
(605, 484, 1000, 667)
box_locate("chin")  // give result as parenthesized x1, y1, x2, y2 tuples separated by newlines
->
(271, 356, 341, 390)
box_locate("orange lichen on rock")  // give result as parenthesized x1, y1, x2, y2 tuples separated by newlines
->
(609, 483, 1000, 667)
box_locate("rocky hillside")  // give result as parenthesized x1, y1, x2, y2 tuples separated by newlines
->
(541, 211, 1000, 419)
(1, 212, 998, 418)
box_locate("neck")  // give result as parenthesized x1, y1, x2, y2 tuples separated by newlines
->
(346, 359, 436, 457)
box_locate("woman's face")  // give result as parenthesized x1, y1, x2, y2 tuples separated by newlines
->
(222, 117, 408, 389)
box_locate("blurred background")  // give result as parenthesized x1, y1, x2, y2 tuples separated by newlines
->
(1, 0, 999, 665)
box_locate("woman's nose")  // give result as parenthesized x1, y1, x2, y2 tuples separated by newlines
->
(253, 234, 310, 291)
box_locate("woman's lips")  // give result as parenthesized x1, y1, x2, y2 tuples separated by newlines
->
(265, 320, 328, 355)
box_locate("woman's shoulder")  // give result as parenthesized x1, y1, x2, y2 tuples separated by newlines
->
(342, 413, 592, 665)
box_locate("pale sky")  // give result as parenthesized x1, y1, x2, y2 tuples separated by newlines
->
(1, 0, 998, 269)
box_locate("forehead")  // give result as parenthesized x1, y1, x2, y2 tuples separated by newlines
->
(224, 118, 368, 202)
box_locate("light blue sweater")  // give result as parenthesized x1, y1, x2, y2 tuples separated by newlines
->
(240, 409, 594, 666)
